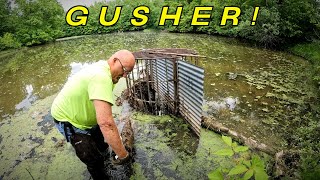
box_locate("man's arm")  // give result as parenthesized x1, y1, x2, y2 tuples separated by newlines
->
(93, 99, 128, 158)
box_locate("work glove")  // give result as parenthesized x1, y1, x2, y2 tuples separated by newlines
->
(112, 151, 131, 165)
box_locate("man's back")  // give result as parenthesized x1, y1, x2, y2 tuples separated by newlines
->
(51, 60, 115, 130)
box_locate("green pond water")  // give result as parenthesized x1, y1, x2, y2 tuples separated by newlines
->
(0, 31, 319, 179)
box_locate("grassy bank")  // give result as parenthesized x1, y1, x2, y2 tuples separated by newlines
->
(285, 40, 320, 179)
(289, 40, 320, 64)
(288, 40, 320, 84)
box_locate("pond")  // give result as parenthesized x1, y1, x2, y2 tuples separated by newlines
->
(0, 31, 318, 179)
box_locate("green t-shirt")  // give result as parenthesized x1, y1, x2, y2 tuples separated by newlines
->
(51, 60, 115, 130)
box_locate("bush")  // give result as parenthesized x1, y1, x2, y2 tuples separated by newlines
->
(237, 7, 282, 47)
(0, 33, 21, 50)
(12, 0, 64, 46)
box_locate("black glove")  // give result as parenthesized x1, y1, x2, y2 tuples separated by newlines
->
(112, 152, 131, 165)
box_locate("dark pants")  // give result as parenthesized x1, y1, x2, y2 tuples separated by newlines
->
(54, 120, 110, 180)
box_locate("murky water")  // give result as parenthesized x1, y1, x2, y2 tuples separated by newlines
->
(131, 113, 236, 179)
(0, 32, 318, 178)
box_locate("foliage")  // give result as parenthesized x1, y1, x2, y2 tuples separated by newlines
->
(289, 40, 320, 84)
(62, 0, 164, 37)
(235, 7, 281, 47)
(60, 0, 320, 48)
(293, 119, 320, 179)
(289, 40, 320, 64)
(278, 0, 320, 40)
(0, 33, 21, 50)
(208, 135, 268, 180)
(300, 149, 320, 180)
(13, 0, 65, 46)
(0, 0, 64, 47)
(0, 0, 14, 36)
(0, 0, 319, 50)
(214, 135, 249, 157)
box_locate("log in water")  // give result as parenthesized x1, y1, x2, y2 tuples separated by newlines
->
(202, 116, 277, 155)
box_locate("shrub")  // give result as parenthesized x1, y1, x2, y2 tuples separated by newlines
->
(0, 33, 21, 50)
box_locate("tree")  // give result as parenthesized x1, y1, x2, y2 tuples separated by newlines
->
(278, 0, 319, 40)
(13, 0, 65, 46)
(0, 0, 13, 36)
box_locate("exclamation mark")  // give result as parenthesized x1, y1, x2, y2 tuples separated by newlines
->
(251, 7, 260, 25)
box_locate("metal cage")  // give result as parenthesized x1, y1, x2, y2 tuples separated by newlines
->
(126, 48, 205, 136)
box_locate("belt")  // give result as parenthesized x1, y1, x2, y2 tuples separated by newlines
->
(53, 119, 59, 124)
(54, 119, 72, 126)
(53, 118, 75, 142)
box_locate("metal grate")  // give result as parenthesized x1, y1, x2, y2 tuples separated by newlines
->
(126, 49, 205, 136)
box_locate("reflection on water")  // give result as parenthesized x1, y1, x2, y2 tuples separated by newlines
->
(15, 84, 37, 110)
(205, 96, 239, 112)
(11, 62, 90, 114)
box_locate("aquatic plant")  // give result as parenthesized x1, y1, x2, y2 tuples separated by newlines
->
(208, 135, 268, 180)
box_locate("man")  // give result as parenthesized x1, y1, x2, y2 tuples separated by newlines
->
(51, 50, 136, 179)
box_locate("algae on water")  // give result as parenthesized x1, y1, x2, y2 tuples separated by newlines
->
(131, 112, 269, 179)
(0, 95, 87, 179)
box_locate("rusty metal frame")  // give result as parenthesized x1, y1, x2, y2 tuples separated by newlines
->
(126, 49, 205, 136)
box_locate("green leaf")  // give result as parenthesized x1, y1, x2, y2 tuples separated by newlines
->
(254, 167, 268, 180)
(228, 164, 248, 175)
(234, 146, 249, 153)
(222, 135, 232, 146)
(215, 149, 234, 156)
(221, 168, 229, 173)
(232, 142, 238, 147)
(208, 169, 224, 180)
(251, 155, 265, 168)
(243, 169, 254, 180)
(243, 160, 251, 168)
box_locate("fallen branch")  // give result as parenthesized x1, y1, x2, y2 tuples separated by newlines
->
(202, 117, 277, 155)
(202, 117, 304, 177)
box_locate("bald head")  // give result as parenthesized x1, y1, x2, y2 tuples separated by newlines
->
(108, 50, 136, 83)
(112, 50, 135, 68)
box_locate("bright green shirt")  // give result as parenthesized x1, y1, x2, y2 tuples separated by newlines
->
(51, 60, 115, 130)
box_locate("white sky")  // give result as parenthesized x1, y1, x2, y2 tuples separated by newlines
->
(56, 0, 111, 11)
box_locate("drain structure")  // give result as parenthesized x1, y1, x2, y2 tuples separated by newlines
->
(126, 48, 205, 136)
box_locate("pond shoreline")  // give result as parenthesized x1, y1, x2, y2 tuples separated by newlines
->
(2, 31, 317, 63)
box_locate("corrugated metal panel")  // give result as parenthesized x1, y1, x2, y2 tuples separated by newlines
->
(152, 59, 175, 110)
(177, 61, 204, 136)
(131, 59, 204, 136)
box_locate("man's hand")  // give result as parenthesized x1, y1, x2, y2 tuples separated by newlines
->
(112, 151, 130, 165)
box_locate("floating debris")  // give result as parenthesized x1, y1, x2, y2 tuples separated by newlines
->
(256, 85, 265, 90)
(227, 72, 238, 80)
